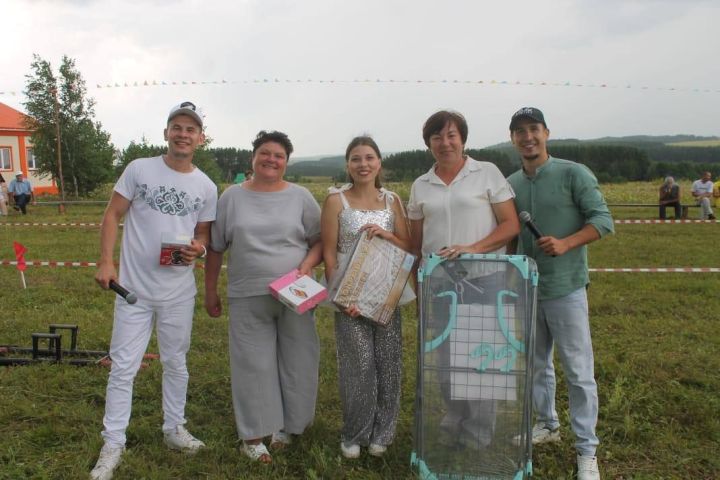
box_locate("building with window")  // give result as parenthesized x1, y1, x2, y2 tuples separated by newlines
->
(0, 101, 58, 194)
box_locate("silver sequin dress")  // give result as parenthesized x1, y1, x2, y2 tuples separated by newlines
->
(333, 189, 402, 448)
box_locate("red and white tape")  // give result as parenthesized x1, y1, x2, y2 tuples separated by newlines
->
(1, 260, 717, 273)
(614, 219, 718, 224)
(2, 220, 717, 227)
(589, 267, 720, 273)
(0, 260, 210, 269)
(0, 222, 112, 227)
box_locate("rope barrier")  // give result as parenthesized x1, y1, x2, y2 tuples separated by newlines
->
(1, 219, 717, 227)
(1, 260, 717, 273)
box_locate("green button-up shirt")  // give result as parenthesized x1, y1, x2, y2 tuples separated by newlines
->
(507, 157, 614, 300)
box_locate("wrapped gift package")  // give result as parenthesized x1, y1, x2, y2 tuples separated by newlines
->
(269, 269, 328, 314)
(160, 233, 192, 266)
(331, 231, 415, 326)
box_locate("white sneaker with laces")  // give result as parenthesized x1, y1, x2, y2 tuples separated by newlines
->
(340, 441, 360, 459)
(90, 444, 125, 480)
(513, 423, 561, 446)
(530, 423, 561, 445)
(577, 454, 600, 480)
(164, 425, 206, 453)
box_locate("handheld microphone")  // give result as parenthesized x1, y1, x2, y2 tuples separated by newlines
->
(519, 211, 556, 257)
(109, 280, 138, 304)
(519, 211, 544, 239)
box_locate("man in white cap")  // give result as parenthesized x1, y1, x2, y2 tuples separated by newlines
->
(8, 170, 33, 214)
(90, 101, 218, 480)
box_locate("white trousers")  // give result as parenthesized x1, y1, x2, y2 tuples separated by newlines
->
(101, 297, 195, 447)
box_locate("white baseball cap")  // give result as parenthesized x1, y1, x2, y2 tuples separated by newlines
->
(15, 171, 23, 176)
(168, 101, 204, 127)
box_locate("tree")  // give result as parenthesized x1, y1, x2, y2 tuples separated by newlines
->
(119, 137, 223, 185)
(23, 54, 115, 196)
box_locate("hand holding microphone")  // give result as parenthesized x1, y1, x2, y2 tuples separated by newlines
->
(519, 211, 557, 257)
(109, 280, 138, 304)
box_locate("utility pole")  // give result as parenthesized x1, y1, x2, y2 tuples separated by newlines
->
(52, 87, 66, 213)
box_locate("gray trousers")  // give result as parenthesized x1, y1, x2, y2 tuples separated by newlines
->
(228, 296, 320, 440)
(335, 310, 402, 447)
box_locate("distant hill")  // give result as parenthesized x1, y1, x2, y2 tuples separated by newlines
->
(485, 134, 720, 150)
(286, 155, 345, 177)
(485, 134, 720, 165)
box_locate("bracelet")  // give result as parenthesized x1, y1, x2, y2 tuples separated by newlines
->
(198, 244, 207, 259)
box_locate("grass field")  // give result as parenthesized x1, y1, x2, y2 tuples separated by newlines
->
(666, 140, 720, 147)
(1, 181, 719, 479)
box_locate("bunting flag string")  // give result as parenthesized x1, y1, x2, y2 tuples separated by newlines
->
(2, 77, 719, 97)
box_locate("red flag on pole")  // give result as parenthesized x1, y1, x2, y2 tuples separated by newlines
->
(13, 241, 27, 272)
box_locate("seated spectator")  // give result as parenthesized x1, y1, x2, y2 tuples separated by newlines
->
(713, 178, 720, 212)
(691, 171, 715, 220)
(658, 176, 681, 220)
(8, 171, 33, 215)
(0, 173, 8, 216)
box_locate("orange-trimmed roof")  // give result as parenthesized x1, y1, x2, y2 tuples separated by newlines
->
(0, 102, 31, 131)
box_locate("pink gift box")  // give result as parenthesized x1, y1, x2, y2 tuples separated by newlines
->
(269, 269, 327, 314)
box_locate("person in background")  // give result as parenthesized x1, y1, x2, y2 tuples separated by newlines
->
(91, 101, 217, 480)
(691, 171, 715, 220)
(0, 173, 8, 216)
(658, 176, 681, 220)
(8, 170, 33, 214)
(243, 168, 253, 182)
(713, 176, 720, 212)
(507, 107, 614, 480)
(204, 130, 323, 464)
(321, 136, 411, 459)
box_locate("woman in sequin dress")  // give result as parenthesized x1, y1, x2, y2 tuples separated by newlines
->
(320, 136, 412, 459)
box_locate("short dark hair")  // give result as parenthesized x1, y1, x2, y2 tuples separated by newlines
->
(252, 130, 293, 159)
(345, 135, 383, 188)
(422, 110, 468, 147)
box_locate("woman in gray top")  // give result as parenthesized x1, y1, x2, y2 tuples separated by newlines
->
(205, 131, 323, 464)
(320, 136, 412, 459)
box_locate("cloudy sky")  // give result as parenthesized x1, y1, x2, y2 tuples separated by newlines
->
(2, 0, 719, 157)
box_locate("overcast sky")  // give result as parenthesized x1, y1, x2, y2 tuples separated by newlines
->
(2, 0, 719, 157)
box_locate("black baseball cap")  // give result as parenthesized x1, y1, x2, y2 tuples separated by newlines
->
(509, 107, 547, 130)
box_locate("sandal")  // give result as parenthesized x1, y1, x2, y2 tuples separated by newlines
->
(269, 431, 292, 451)
(241, 441, 272, 464)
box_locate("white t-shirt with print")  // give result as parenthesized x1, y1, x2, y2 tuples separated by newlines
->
(115, 156, 217, 304)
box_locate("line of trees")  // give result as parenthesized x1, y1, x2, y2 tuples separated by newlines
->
(22, 55, 720, 195)
(23, 54, 115, 197)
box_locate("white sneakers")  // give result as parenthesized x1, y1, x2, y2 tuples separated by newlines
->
(91, 427, 205, 478)
(164, 425, 206, 453)
(530, 423, 561, 445)
(90, 444, 125, 480)
(577, 454, 600, 480)
(513, 423, 561, 446)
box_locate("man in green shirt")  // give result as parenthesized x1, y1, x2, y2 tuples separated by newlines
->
(507, 107, 613, 480)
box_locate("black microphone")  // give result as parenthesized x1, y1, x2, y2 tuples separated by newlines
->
(519, 211, 556, 257)
(519, 211, 544, 239)
(109, 280, 138, 304)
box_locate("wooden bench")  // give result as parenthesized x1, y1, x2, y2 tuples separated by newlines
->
(607, 203, 698, 219)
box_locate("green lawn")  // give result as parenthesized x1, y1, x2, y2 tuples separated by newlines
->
(0, 181, 718, 479)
